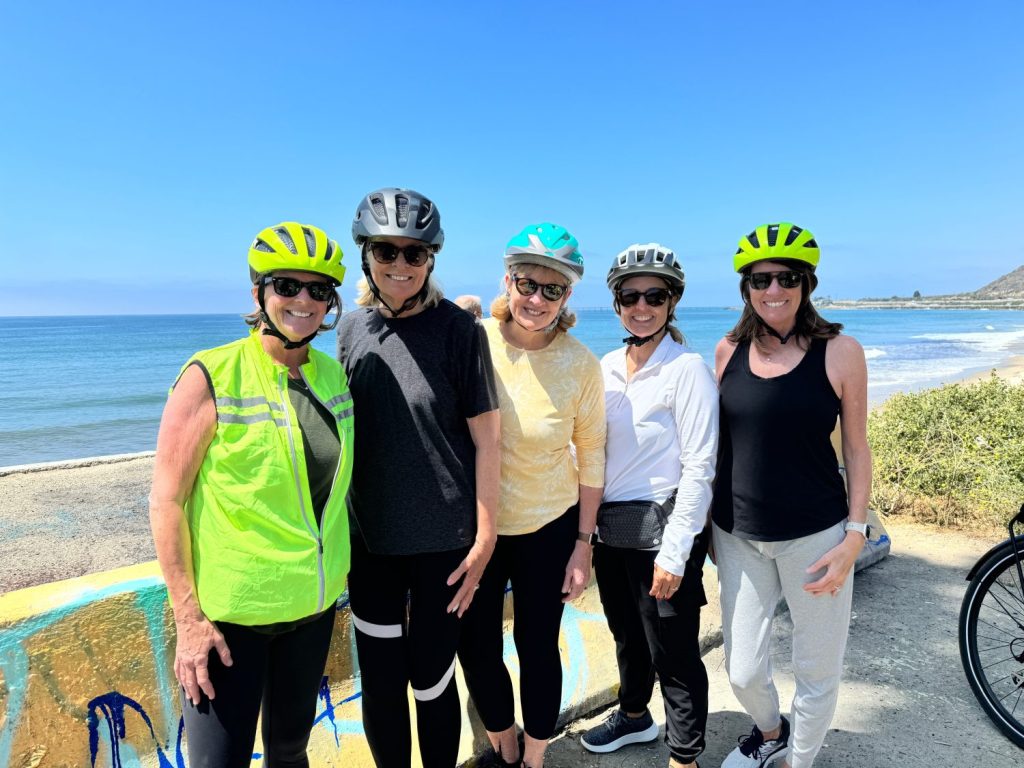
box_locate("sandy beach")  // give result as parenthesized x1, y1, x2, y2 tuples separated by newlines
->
(3, 358, 1024, 594)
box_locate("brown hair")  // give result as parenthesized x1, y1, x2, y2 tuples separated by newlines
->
(726, 259, 842, 353)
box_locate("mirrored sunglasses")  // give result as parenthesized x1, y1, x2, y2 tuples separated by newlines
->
(513, 276, 568, 301)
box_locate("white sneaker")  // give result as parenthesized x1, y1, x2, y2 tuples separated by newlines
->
(720, 715, 789, 768)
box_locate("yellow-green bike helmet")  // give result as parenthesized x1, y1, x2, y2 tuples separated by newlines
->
(734, 222, 819, 273)
(248, 222, 347, 285)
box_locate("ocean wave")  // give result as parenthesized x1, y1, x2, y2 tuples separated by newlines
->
(911, 327, 1024, 353)
(863, 347, 887, 359)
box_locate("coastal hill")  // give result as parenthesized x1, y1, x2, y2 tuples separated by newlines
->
(818, 265, 1024, 309)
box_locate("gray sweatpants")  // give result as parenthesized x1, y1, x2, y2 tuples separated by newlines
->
(713, 522, 852, 768)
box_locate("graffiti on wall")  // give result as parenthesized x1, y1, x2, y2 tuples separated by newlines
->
(0, 563, 623, 767)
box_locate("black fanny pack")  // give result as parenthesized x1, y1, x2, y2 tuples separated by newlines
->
(597, 491, 676, 549)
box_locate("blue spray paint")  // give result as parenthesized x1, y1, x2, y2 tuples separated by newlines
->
(87, 692, 185, 768)
(0, 576, 165, 768)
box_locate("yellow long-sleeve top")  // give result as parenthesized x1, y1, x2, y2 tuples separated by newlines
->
(483, 317, 607, 535)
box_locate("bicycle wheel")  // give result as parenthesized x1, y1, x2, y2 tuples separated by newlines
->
(959, 538, 1024, 749)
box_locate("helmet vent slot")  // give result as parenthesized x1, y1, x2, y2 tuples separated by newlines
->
(804, 238, 818, 248)
(766, 226, 779, 247)
(301, 226, 317, 258)
(370, 195, 389, 225)
(274, 226, 297, 254)
(395, 195, 409, 227)
(785, 225, 804, 246)
(253, 238, 275, 253)
(324, 240, 336, 261)
(417, 200, 435, 229)
(746, 230, 760, 248)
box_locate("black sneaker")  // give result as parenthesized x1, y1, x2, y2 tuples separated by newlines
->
(720, 715, 790, 768)
(580, 709, 659, 753)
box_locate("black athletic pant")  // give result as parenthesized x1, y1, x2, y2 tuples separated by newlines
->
(180, 607, 335, 768)
(458, 506, 578, 741)
(593, 532, 710, 763)
(348, 534, 468, 768)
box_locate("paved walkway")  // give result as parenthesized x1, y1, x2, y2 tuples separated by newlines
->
(547, 520, 1021, 767)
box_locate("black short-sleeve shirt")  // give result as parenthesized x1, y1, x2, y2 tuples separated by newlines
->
(337, 299, 498, 555)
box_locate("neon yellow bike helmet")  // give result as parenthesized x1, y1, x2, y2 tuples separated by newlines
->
(734, 222, 819, 273)
(248, 222, 346, 286)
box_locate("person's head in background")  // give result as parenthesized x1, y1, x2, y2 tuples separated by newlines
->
(454, 294, 483, 319)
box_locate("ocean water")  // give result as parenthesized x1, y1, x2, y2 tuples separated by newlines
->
(2, 308, 1023, 468)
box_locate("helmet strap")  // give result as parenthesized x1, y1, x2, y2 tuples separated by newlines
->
(761, 322, 797, 345)
(361, 256, 428, 318)
(614, 294, 674, 348)
(256, 280, 318, 350)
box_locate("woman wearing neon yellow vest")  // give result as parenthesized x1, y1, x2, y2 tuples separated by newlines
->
(458, 223, 606, 768)
(149, 222, 354, 766)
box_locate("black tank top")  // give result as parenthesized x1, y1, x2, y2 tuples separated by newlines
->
(711, 337, 848, 541)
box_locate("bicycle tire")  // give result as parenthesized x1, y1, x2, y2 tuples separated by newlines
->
(959, 538, 1024, 749)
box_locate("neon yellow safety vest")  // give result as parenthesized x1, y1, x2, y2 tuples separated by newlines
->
(180, 331, 354, 625)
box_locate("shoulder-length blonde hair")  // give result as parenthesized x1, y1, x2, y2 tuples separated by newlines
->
(354, 246, 445, 310)
(490, 263, 577, 333)
(354, 275, 445, 309)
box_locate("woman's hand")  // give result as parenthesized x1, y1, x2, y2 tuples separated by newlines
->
(561, 541, 592, 603)
(650, 563, 682, 600)
(447, 536, 496, 617)
(804, 533, 863, 597)
(174, 612, 233, 704)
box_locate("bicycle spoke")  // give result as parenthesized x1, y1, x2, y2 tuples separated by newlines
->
(977, 616, 1021, 640)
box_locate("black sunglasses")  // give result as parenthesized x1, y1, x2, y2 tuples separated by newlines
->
(512, 275, 569, 302)
(747, 270, 803, 291)
(368, 241, 433, 267)
(263, 275, 335, 302)
(616, 287, 672, 307)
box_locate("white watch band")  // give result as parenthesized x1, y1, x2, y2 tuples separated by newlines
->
(845, 521, 869, 539)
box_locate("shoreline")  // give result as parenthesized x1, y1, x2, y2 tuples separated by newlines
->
(2, 354, 1024, 593)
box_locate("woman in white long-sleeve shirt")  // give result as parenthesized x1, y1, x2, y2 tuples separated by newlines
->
(580, 244, 719, 768)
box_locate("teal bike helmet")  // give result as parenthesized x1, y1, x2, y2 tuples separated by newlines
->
(504, 222, 584, 284)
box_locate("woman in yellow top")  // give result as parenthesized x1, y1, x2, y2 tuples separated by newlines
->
(458, 223, 606, 768)
(149, 222, 353, 767)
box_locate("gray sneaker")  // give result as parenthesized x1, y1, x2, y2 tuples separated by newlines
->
(720, 715, 790, 768)
(580, 709, 659, 753)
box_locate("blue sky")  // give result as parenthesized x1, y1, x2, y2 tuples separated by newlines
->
(2, 1, 1022, 315)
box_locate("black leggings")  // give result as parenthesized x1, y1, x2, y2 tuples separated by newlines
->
(593, 532, 710, 763)
(458, 506, 578, 741)
(180, 607, 335, 768)
(348, 535, 468, 768)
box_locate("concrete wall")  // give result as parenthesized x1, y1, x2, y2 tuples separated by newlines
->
(0, 523, 890, 767)
(0, 560, 725, 767)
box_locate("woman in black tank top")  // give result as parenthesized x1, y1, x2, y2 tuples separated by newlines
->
(711, 223, 871, 768)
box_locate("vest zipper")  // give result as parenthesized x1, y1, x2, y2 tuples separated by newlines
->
(301, 368, 347, 612)
(280, 370, 326, 613)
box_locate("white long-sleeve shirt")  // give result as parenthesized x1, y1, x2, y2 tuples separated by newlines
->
(600, 336, 719, 576)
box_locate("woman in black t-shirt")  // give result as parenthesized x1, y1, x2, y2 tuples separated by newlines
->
(712, 223, 871, 768)
(336, 188, 500, 768)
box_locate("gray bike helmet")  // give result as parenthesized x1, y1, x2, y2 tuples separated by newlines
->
(606, 243, 685, 293)
(351, 188, 444, 251)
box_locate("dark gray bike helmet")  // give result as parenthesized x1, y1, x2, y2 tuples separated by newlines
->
(351, 188, 444, 251)
(606, 243, 685, 293)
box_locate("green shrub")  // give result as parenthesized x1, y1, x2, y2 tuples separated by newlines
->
(868, 374, 1024, 529)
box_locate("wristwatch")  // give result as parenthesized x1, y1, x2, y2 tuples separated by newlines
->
(844, 521, 870, 539)
(578, 531, 598, 545)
